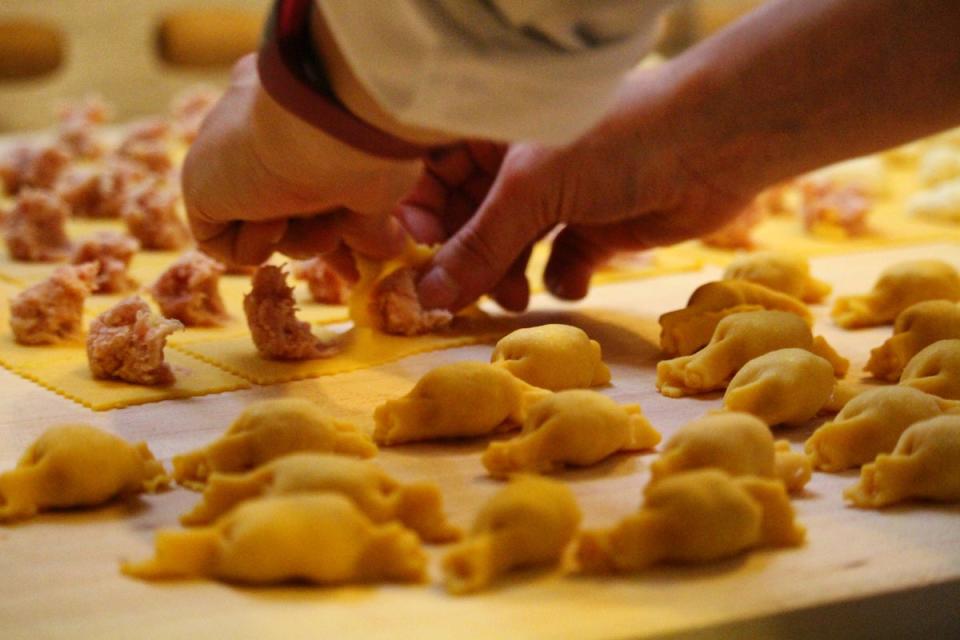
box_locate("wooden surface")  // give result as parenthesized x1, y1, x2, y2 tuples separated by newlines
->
(2, 243, 960, 639)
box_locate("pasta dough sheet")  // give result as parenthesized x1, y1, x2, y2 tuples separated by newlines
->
(0, 293, 250, 409)
(173, 325, 497, 385)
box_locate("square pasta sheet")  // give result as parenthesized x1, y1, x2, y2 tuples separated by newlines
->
(0, 287, 249, 410)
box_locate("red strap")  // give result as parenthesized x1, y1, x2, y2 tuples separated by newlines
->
(258, 0, 434, 160)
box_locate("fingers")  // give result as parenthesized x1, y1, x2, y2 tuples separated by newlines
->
(490, 245, 533, 312)
(196, 219, 288, 266)
(417, 178, 549, 311)
(543, 226, 616, 301)
(339, 213, 408, 260)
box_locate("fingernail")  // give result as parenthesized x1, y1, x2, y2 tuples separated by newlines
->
(418, 266, 459, 309)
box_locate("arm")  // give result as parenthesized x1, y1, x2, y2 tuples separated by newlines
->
(412, 0, 960, 310)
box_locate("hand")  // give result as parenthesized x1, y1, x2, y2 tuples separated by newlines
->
(402, 70, 755, 312)
(182, 54, 422, 268)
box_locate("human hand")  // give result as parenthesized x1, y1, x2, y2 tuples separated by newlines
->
(401, 70, 756, 312)
(182, 54, 422, 268)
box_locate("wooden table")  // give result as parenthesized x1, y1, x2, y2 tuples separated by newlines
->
(2, 243, 959, 639)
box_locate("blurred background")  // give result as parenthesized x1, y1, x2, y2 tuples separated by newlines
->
(0, 0, 762, 132)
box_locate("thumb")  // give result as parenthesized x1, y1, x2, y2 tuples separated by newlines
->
(417, 180, 550, 311)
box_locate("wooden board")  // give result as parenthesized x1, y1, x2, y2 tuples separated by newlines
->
(2, 243, 960, 639)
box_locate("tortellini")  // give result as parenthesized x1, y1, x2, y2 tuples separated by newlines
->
(723, 349, 836, 426)
(123, 494, 427, 585)
(865, 300, 960, 381)
(659, 280, 813, 357)
(650, 412, 811, 493)
(576, 470, 805, 573)
(173, 398, 376, 489)
(442, 475, 580, 594)
(481, 390, 661, 477)
(0, 425, 168, 521)
(656, 310, 847, 398)
(373, 362, 549, 445)
(180, 453, 460, 543)
(900, 339, 960, 399)
(491, 324, 611, 391)
(831, 260, 960, 329)
(844, 415, 960, 508)
(907, 180, 960, 223)
(723, 252, 831, 303)
(805, 386, 954, 471)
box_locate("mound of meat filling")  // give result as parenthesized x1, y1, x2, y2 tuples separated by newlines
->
(9, 263, 97, 345)
(122, 180, 191, 250)
(292, 257, 352, 305)
(244, 265, 338, 360)
(4, 189, 72, 262)
(86, 297, 183, 385)
(370, 267, 452, 336)
(149, 251, 229, 327)
(70, 232, 140, 294)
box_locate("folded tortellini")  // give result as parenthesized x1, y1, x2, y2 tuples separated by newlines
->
(659, 280, 813, 357)
(576, 470, 805, 573)
(0, 424, 168, 521)
(123, 494, 427, 585)
(442, 475, 581, 594)
(650, 412, 811, 493)
(173, 398, 376, 489)
(373, 362, 549, 445)
(844, 415, 960, 508)
(180, 453, 460, 542)
(865, 300, 960, 381)
(805, 386, 956, 471)
(723, 252, 831, 303)
(656, 310, 847, 398)
(491, 324, 610, 390)
(831, 260, 960, 329)
(481, 390, 660, 477)
(723, 349, 836, 426)
(900, 339, 960, 399)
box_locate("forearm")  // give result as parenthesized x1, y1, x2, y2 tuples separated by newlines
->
(664, 0, 960, 195)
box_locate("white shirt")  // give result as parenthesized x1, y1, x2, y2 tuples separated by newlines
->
(316, 1, 674, 145)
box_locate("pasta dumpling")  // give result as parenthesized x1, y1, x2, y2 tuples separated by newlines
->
(442, 476, 580, 594)
(576, 470, 804, 573)
(373, 362, 549, 445)
(723, 252, 831, 303)
(844, 415, 960, 508)
(657, 311, 847, 398)
(123, 494, 427, 585)
(659, 280, 813, 357)
(900, 339, 960, 399)
(0, 424, 168, 521)
(866, 300, 960, 381)
(173, 398, 376, 489)
(831, 260, 960, 329)
(482, 390, 660, 477)
(723, 349, 835, 426)
(180, 453, 460, 543)
(650, 412, 811, 493)
(491, 324, 610, 390)
(805, 386, 955, 471)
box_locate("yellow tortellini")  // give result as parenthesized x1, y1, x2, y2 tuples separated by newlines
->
(831, 260, 960, 329)
(576, 470, 805, 573)
(481, 390, 661, 477)
(123, 494, 427, 585)
(650, 412, 811, 493)
(442, 475, 580, 594)
(180, 453, 460, 543)
(865, 300, 960, 381)
(172, 398, 376, 489)
(805, 386, 955, 471)
(723, 349, 836, 426)
(900, 339, 960, 399)
(723, 252, 832, 303)
(659, 280, 813, 357)
(491, 324, 611, 390)
(373, 362, 549, 445)
(0, 425, 168, 521)
(844, 415, 960, 508)
(656, 310, 847, 398)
